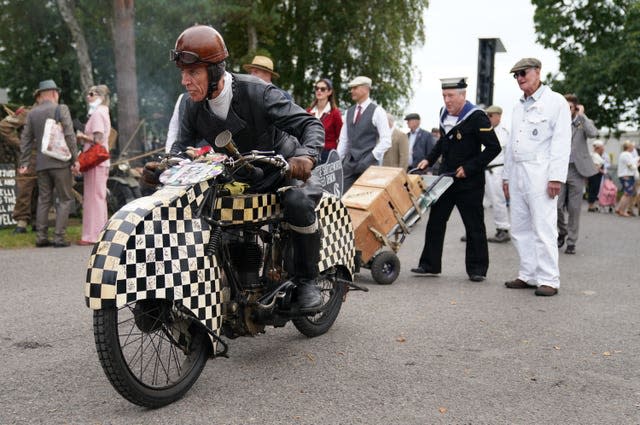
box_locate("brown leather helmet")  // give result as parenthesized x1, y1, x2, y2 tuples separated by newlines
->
(171, 25, 229, 68)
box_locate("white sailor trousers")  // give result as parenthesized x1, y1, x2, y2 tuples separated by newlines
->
(509, 161, 560, 288)
(485, 166, 510, 230)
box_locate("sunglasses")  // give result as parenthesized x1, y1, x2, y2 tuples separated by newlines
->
(169, 49, 209, 65)
(512, 69, 529, 79)
(86, 92, 97, 97)
(314, 86, 328, 92)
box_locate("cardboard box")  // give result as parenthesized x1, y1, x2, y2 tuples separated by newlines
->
(355, 166, 413, 214)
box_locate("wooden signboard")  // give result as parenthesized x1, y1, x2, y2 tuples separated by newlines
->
(0, 163, 17, 228)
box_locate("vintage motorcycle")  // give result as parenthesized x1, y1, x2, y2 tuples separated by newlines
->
(84, 131, 357, 407)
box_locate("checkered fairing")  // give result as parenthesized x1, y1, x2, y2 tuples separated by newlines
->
(212, 193, 280, 225)
(84, 180, 223, 333)
(317, 194, 355, 278)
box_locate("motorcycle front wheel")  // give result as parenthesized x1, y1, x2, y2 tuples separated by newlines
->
(292, 268, 347, 337)
(93, 299, 210, 408)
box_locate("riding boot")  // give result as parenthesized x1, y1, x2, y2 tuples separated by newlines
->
(291, 231, 322, 310)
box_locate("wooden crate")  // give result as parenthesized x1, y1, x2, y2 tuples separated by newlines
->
(342, 185, 398, 235)
(347, 208, 382, 263)
(406, 174, 427, 198)
(355, 166, 414, 215)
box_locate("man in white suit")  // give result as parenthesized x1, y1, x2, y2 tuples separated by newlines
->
(502, 58, 571, 297)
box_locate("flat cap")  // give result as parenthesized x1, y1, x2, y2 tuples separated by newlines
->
(440, 77, 467, 89)
(510, 57, 541, 73)
(404, 113, 420, 121)
(348, 76, 372, 88)
(592, 140, 604, 147)
(485, 105, 503, 114)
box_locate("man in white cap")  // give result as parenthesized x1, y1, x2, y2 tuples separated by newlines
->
(243, 55, 292, 100)
(502, 58, 571, 297)
(484, 105, 511, 243)
(412, 77, 501, 282)
(337, 76, 391, 191)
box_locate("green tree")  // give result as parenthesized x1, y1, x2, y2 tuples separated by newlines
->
(1, 0, 429, 145)
(532, 0, 640, 132)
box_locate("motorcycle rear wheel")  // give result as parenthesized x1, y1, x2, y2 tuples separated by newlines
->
(292, 268, 346, 337)
(93, 299, 210, 407)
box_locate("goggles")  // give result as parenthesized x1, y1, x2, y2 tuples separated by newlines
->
(170, 49, 211, 65)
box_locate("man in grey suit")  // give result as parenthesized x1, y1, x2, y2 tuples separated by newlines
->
(19, 80, 78, 247)
(405, 113, 436, 171)
(557, 93, 598, 254)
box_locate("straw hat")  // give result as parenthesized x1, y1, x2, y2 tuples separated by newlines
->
(242, 55, 279, 79)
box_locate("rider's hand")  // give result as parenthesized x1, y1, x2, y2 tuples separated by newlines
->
(287, 156, 314, 182)
(142, 161, 164, 186)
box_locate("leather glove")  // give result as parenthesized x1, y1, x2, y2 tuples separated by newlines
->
(141, 161, 165, 186)
(287, 156, 314, 182)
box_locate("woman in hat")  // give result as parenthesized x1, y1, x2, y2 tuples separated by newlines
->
(75, 85, 111, 244)
(307, 78, 342, 163)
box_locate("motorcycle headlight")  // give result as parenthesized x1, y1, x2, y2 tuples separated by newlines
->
(118, 163, 130, 172)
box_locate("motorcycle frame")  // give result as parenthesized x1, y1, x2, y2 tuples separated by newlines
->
(84, 176, 356, 351)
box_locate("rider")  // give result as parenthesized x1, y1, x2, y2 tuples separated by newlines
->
(167, 25, 325, 310)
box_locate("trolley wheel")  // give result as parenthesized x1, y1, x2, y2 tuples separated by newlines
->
(370, 251, 400, 285)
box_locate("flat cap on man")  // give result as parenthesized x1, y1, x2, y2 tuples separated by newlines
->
(485, 105, 503, 115)
(348, 76, 372, 88)
(510, 58, 542, 73)
(404, 113, 420, 121)
(440, 77, 467, 89)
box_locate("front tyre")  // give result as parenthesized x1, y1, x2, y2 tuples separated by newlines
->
(93, 299, 210, 407)
(292, 268, 347, 337)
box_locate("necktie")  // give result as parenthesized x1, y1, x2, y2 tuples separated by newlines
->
(354, 105, 362, 124)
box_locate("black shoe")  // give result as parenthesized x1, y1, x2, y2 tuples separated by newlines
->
(535, 285, 558, 296)
(460, 235, 467, 242)
(411, 266, 439, 275)
(469, 274, 485, 282)
(53, 240, 71, 248)
(557, 234, 566, 248)
(488, 229, 510, 243)
(295, 280, 322, 310)
(13, 227, 27, 234)
(35, 239, 51, 247)
(564, 245, 576, 255)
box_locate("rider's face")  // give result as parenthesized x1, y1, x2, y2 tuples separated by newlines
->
(181, 65, 209, 102)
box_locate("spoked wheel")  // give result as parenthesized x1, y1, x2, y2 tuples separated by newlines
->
(93, 299, 210, 407)
(292, 268, 347, 337)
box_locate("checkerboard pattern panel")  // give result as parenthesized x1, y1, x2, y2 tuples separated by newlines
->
(212, 193, 280, 225)
(84, 180, 223, 333)
(317, 193, 355, 277)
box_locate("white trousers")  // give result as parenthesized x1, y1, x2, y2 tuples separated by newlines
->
(509, 163, 560, 288)
(485, 166, 510, 230)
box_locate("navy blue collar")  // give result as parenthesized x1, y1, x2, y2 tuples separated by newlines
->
(439, 100, 481, 131)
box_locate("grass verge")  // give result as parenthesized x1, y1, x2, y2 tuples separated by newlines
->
(0, 219, 82, 249)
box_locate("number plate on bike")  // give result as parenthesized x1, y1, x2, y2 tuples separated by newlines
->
(160, 161, 225, 186)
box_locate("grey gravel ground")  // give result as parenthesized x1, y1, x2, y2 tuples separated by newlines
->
(1, 203, 638, 424)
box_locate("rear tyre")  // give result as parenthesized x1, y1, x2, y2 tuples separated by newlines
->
(93, 299, 210, 407)
(370, 251, 400, 285)
(292, 268, 347, 337)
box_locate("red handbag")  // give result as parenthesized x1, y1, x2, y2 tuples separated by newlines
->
(78, 143, 110, 172)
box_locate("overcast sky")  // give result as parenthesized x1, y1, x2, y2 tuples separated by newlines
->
(402, 0, 560, 130)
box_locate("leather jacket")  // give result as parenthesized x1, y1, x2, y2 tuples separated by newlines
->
(171, 73, 323, 163)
